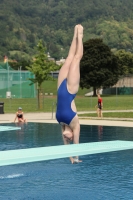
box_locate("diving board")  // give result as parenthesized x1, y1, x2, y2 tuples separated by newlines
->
(1, 140, 133, 166)
(0, 126, 21, 132)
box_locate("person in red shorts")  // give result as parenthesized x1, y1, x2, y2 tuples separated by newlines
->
(95, 94, 103, 118)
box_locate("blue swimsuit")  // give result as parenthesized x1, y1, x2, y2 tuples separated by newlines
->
(56, 79, 77, 125)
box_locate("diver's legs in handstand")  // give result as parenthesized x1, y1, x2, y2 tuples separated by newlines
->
(57, 25, 78, 88)
(62, 25, 83, 145)
(66, 25, 83, 144)
(60, 25, 79, 140)
(61, 25, 83, 164)
(67, 24, 83, 94)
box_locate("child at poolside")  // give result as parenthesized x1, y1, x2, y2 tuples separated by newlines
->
(14, 107, 27, 123)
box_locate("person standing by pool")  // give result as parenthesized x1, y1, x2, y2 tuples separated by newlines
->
(95, 94, 103, 118)
(14, 107, 27, 123)
(56, 24, 83, 164)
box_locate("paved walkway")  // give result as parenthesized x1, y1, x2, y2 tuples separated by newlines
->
(0, 111, 133, 127)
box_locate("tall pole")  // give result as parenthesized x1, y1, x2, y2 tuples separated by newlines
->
(116, 84, 117, 107)
(7, 62, 9, 91)
(20, 66, 22, 98)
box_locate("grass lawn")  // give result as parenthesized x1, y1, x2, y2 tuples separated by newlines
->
(75, 95, 133, 111)
(41, 80, 89, 96)
(0, 97, 57, 113)
(0, 95, 133, 114)
(1, 80, 133, 114)
(79, 112, 133, 118)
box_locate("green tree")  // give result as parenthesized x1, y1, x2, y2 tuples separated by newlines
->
(26, 40, 60, 109)
(115, 50, 133, 75)
(9, 59, 31, 70)
(80, 38, 124, 96)
(1, 0, 133, 60)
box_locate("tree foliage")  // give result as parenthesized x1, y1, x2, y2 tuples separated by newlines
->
(0, 0, 133, 61)
(26, 40, 59, 90)
(115, 50, 133, 75)
(26, 40, 60, 108)
(80, 39, 124, 96)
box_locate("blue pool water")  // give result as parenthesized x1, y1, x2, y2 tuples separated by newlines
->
(0, 122, 133, 200)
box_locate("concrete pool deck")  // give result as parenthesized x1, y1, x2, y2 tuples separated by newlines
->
(0, 112, 133, 127)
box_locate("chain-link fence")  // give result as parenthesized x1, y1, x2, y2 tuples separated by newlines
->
(0, 94, 57, 119)
(0, 62, 36, 98)
(103, 75, 133, 95)
(83, 75, 133, 97)
(1, 63, 133, 116)
(0, 62, 57, 118)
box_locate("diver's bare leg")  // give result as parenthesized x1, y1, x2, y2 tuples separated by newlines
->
(57, 25, 78, 88)
(67, 25, 83, 163)
(67, 25, 83, 145)
(67, 24, 83, 94)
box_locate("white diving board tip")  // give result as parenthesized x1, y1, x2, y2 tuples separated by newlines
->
(0, 126, 21, 132)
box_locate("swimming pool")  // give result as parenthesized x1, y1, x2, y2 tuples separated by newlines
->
(0, 122, 133, 200)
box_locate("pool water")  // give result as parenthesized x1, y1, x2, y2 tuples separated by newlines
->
(0, 123, 133, 200)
